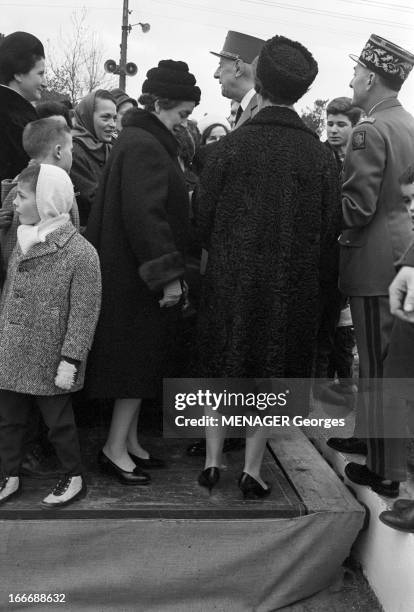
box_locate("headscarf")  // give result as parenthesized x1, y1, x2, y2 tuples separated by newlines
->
(72, 90, 111, 156)
(17, 164, 73, 254)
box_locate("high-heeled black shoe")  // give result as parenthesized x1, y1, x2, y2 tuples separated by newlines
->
(238, 472, 271, 500)
(128, 452, 166, 469)
(198, 467, 220, 492)
(98, 451, 151, 486)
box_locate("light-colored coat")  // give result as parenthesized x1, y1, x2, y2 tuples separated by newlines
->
(339, 98, 414, 296)
(0, 222, 101, 395)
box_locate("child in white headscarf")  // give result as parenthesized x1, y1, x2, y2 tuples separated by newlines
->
(0, 163, 101, 508)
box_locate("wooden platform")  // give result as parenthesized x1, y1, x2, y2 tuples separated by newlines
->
(1, 427, 365, 612)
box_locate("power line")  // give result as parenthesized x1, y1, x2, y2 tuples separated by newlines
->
(240, 0, 414, 30)
(338, 0, 414, 12)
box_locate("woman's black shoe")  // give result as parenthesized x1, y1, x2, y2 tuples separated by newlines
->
(128, 452, 166, 469)
(98, 451, 151, 485)
(198, 467, 220, 492)
(238, 472, 271, 500)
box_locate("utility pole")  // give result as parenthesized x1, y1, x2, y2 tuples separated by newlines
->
(119, 0, 129, 90)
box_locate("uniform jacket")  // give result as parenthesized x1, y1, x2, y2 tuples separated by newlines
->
(0, 222, 101, 395)
(0, 180, 80, 274)
(194, 105, 341, 378)
(233, 92, 259, 129)
(0, 86, 37, 183)
(339, 98, 414, 296)
(85, 108, 191, 398)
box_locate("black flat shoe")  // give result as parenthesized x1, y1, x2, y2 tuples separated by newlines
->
(327, 437, 367, 455)
(198, 467, 220, 492)
(98, 451, 151, 486)
(128, 452, 166, 469)
(238, 472, 271, 500)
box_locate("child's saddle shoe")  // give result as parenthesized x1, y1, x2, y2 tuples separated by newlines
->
(0, 476, 21, 505)
(41, 475, 87, 508)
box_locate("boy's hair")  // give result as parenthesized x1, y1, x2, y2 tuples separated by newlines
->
(326, 97, 363, 126)
(399, 165, 414, 185)
(36, 101, 73, 128)
(18, 163, 41, 192)
(22, 117, 71, 159)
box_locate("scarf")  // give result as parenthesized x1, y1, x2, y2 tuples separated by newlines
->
(17, 164, 73, 255)
(72, 90, 111, 160)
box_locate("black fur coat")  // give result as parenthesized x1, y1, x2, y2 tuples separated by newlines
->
(194, 105, 341, 378)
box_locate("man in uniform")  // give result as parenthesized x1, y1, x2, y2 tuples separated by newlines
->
(211, 30, 265, 129)
(328, 35, 414, 497)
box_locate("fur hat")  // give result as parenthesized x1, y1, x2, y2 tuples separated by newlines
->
(142, 60, 201, 105)
(110, 88, 137, 111)
(256, 35, 318, 104)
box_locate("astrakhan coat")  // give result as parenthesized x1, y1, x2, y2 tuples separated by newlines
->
(0, 222, 101, 395)
(195, 105, 341, 378)
(85, 108, 191, 399)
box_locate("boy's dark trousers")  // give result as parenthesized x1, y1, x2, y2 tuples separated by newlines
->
(0, 390, 82, 476)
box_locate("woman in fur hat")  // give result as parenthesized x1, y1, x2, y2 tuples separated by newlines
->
(85, 60, 201, 485)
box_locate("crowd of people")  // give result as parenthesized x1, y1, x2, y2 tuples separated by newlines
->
(0, 28, 414, 533)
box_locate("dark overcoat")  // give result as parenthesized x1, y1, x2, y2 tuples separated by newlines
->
(0, 85, 37, 182)
(194, 106, 341, 378)
(85, 108, 191, 399)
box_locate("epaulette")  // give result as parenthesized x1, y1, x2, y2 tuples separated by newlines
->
(357, 116, 376, 125)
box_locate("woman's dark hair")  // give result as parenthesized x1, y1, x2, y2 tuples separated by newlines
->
(94, 89, 116, 110)
(201, 123, 229, 145)
(0, 31, 44, 85)
(326, 97, 363, 126)
(138, 93, 183, 112)
(36, 101, 73, 128)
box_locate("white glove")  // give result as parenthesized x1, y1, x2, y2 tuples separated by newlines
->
(159, 279, 183, 308)
(54, 360, 77, 390)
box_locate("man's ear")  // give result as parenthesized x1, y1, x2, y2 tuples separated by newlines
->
(54, 143, 62, 160)
(367, 71, 376, 89)
(234, 59, 245, 78)
(154, 99, 161, 114)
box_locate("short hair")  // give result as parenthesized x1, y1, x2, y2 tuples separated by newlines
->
(138, 93, 183, 112)
(36, 101, 73, 128)
(93, 89, 116, 110)
(22, 118, 71, 159)
(0, 31, 44, 85)
(399, 165, 414, 185)
(201, 123, 229, 145)
(18, 163, 41, 192)
(255, 76, 298, 106)
(326, 97, 363, 126)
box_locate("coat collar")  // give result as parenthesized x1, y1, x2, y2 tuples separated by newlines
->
(368, 97, 401, 115)
(121, 108, 179, 158)
(19, 221, 76, 261)
(248, 105, 318, 138)
(0, 84, 37, 116)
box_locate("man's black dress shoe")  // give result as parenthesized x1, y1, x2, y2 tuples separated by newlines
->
(393, 498, 414, 512)
(128, 452, 166, 469)
(198, 467, 220, 492)
(20, 447, 61, 479)
(344, 462, 399, 498)
(327, 437, 367, 455)
(238, 472, 271, 500)
(379, 503, 414, 532)
(187, 438, 246, 457)
(98, 451, 151, 485)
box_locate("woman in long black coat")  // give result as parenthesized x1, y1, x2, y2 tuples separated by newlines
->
(195, 36, 341, 498)
(85, 60, 201, 485)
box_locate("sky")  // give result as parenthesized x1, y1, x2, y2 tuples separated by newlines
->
(2, 0, 414, 125)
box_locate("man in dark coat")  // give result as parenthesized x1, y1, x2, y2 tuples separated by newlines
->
(194, 36, 341, 495)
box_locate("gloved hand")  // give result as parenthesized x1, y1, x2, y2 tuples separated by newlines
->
(159, 279, 183, 308)
(54, 360, 77, 390)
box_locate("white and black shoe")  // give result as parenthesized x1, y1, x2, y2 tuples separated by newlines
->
(0, 476, 21, 505)
(41, 475, 87, 509)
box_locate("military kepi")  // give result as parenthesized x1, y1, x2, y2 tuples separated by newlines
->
(350, 34, 414, 90)
(210, 31, 265, 64)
